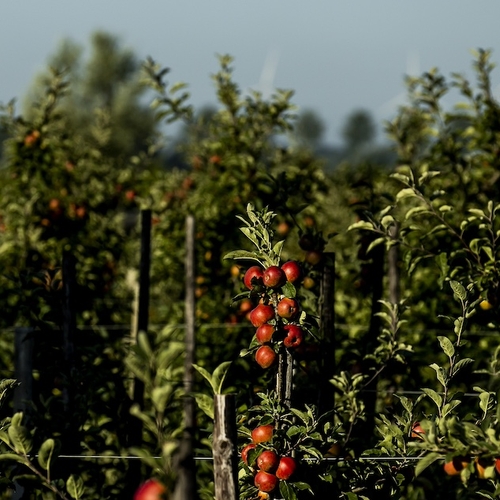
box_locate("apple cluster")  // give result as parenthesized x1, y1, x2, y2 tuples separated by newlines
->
(241, 424, 298, 495)
(243, 261, 306, 369)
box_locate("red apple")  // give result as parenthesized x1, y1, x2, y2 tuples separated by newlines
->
(443, 456, 470, 476)
(302, 276, 315, 289)
(305, 250, 322, 265)
(49, 198, 60, 210)
(298, 234, 315, 251)
(276, 456, 297, 480)
(281, 261, 302, 284)
(133, 478, 166, 500)
(256, 324, 275, 344)
(276, 221, 291, 236)
(241, 443, 257, 465)
(244, 266, 264, 290)
(254, 471, 278, 492)
(276, 298, 300, 320)
(239, 298, 253, 315)
(283, 325, 304, 348)
(263, 266, 286, 288)
(257, 450, 279, 473)
(252, 424, 274, 444)
(411, 422, 425, 440)
(249, 305, 275, 327)
(125, 189, 136, 201)
(255, 346, 277, 368)
(75, 206, 86, 219)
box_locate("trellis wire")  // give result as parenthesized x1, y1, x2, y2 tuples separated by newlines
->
(28, 454, 425, 462)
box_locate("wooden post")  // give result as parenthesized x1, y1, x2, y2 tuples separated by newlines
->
(276, 347, 293, 408)
(360, 244, 385, 443)
(173, 215, 197, 500)
(13, 327, 34, 415)
(128, 209, 152, 489)
(213, 394, 238, 500)
(62, 251, 77, 413)
(318, 252, 336, 415)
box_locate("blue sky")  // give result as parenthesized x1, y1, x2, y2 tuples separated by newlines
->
(1, 1, 500, 145)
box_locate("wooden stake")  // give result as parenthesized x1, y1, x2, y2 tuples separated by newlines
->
(276, 347, 293, 408)
(128, 209, 152, 490)
(173, 215, 197, 500)
(213, 394, 238, 500)
(62, 251, 77, 414)
(13, 327, 34, 416)
(318, 252, 336, 414)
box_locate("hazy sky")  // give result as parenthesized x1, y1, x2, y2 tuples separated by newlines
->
(1, 1, 500, 145)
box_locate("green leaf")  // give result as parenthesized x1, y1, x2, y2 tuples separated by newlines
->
(292, 481, 312, 491)
(272, 239, 285, 260)
(192, 392, 214, 420)
(151, 385, 174, 412)
(435, 253, 449, 289)
(396, 395, 413, 415)
(469, 208, 486, 218)
(212, 361, 232, 394)
(286, 425, 303, 438)
(129, 446, 164, 470)
(429, 363, 447, 388)
(479, 391, 491, 417)
(0, 453, 30, 465)
(8, 425, 32, 455)
(282, 281, 297, 298)
(290, 408, 310, 424)
(450, 280, 467, 301)
(453, 358, 473, 375)
(347, 220, 374, 232)
(345, 494, 359, 500)
(405, 205, 429, 220)
(193, 364, 214, 392)
(421, 388, 443, 409)
(38, 438, 56, 471)
(137, 331, 153, 359)
(442, 400, 461, 418)
(437, 336, 455, 358)
(0, 430, 11, 446)
(240, 226, 259, 247)
(414, 452, 442, 477)
(223, 250, 262, 263)
(396, 187, 418, 200)
(279, 479, 297, 500)
(391, 172, 410, 184)
(366, 237, 386, 255)
(66, 474, 85, 499)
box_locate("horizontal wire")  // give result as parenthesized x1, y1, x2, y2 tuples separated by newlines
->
(25, 454, 424, 462)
